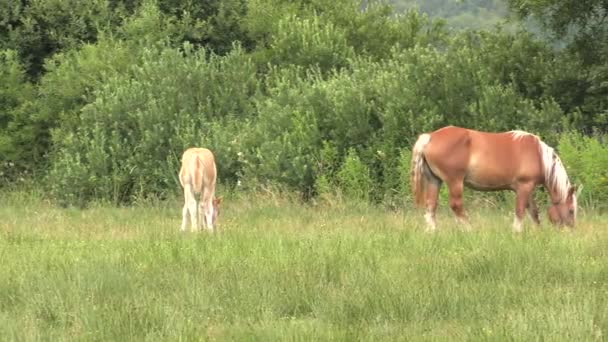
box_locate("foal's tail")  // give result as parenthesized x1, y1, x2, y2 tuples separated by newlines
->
(411, 133, 432, 207)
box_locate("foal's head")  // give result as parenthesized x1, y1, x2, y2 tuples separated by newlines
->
(212, 197, 223, 226)
(548, 185, 577, 227)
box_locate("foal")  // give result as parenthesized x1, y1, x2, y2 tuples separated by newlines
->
(411, 126, 577, 232)
(179, 148, 222, 232)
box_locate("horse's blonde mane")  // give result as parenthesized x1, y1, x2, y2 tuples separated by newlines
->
(509, 130, 531, 140)
(539, 141, 570, 203)
(509, 130, 570, 202)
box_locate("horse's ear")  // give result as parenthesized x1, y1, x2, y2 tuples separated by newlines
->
(215, 196, 223, 204)
(568, 185, 577, 197)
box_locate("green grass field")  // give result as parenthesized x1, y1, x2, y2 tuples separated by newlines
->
(0, 191, 606, 341)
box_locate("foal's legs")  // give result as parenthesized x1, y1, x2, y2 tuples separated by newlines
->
(198, 201, 206, 231)
(447, 179, 469, 226)
(181, 204, 189, 232)
(182, 186, 199, 232)
(201, 188, 215, 232)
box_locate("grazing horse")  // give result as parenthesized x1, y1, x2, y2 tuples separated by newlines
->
(179, 148, 222, 232)
(410, 126, 577, 232)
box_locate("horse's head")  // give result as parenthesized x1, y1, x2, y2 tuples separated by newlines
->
(212, 197, 223, 226)
(548, 185, 577, 227)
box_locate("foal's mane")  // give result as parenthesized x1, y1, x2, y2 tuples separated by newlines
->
(509, 130, 570, 202)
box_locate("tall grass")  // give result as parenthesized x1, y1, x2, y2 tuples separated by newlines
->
(0, 191, 606, 340)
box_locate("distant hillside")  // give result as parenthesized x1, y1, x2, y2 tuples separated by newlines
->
(388, 0, 509, 29)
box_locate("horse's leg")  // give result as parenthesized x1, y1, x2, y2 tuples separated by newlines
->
(201, 188, 215, 232)
(198, 201, 206, 231)
(447, 179, 469, 226)
(526, 192, 540, 225)
(424, 181, 441, 232)
(185, 187, 198, 232)
(513, 183, 534, 232)
(181, 190, 190, 232)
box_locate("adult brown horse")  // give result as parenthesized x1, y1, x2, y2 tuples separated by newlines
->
(411, 126, 577, 232)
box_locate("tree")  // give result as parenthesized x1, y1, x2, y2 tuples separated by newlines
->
(508, 0, 608, 133)
(0, 0, 126, 78)
(0, 49, 35, 184)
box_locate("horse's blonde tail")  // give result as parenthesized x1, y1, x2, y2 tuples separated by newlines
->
(411, 133, 432, 207)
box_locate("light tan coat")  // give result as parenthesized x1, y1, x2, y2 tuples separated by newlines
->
(179, 148, 221, 232)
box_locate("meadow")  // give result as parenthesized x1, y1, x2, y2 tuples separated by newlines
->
(0, 190, 606, 341)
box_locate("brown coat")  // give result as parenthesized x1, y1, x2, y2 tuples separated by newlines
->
(411, 126, 576, 231)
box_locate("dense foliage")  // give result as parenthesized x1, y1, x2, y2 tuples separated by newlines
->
(390, 0, 509, 29)
(0, 0, 606, 208)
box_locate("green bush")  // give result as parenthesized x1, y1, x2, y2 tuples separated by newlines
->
(0, 50, 35, 185)
(336, 148, 372, 202)
(13, 0, 600, 208)
(557, 132, 608, 209)
(245, 0, 447, 67)
(48, 45, 259, 206)
(397, 148, 413, 206)
(0, 0, 253, 78)
(4, 3, 177, 185)
(0, 0, 124, 78)
(266, 14, 355, 73)
(228, 29, 568, 202)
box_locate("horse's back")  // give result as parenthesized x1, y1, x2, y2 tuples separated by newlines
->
(181, 148, 215, 165)
(424, 126, 543, 188)
(179, 148, 217, 192)
(423, 126, 472, 178)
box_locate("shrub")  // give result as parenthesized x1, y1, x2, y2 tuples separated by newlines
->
(336, 148, 372, 202)
(557, 132, 608, 209)
(0, 50, 36, 185)
(397, 148, 413, 206)
(48, 45, 259, 205)
(266, 14, 355, 73)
